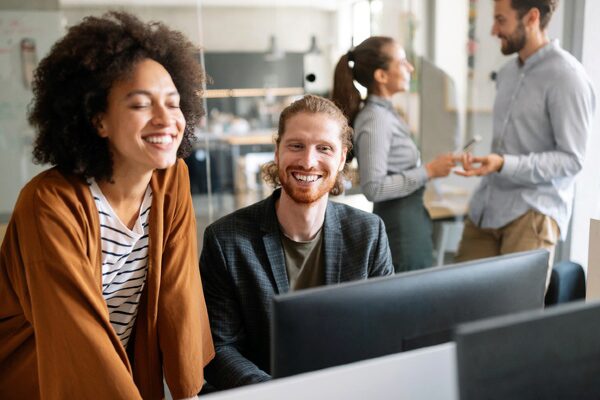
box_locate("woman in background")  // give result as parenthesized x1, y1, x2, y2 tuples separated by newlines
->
(332, 36, 454, 272)
(0, 12, 213, 399)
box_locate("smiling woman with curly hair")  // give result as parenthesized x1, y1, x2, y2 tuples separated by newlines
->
(0, 11, 213, 400)
(30, 11, 204, 181)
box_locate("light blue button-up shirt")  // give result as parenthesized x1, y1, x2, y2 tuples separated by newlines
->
(468, 40, 596, 239)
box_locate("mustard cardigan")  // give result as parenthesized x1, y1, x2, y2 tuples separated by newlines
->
(0, 159, 214, 399)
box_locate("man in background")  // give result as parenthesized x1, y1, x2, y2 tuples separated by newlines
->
(455, 0, 595, 286)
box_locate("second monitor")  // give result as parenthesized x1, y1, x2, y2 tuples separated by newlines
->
(271, 249, 549, 378)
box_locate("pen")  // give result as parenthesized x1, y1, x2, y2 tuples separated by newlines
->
(461, 135, 482, 153)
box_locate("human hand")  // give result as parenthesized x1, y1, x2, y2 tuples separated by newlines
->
(453, 153, 504, 177)
(425, 153, 455, 178)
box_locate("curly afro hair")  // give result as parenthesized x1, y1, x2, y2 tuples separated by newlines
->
(29, 11, 204, 181)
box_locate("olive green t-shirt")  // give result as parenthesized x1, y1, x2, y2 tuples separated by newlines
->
(280, 228, 325, 291)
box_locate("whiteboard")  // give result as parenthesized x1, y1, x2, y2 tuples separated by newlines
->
(0, 11, 63, 214)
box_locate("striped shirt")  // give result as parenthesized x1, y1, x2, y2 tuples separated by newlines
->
(89, 180, 152, 348)
(353, 95, 428, 203)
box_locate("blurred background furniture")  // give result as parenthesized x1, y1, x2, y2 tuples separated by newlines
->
(544, 260, 586, 306)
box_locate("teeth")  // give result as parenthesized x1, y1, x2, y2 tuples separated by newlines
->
(294, 173, 319, 182)
(144, 135, 173, 144)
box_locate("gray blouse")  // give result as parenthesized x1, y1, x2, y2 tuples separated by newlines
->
(353, 95, 428, 203)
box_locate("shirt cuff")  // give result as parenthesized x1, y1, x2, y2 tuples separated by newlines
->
(498, 154, 518, 177)
(415, 165, 429, 185)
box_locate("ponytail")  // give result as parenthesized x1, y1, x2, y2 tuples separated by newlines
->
(332, 53, 362, 125)
(331, 36, 395, 126)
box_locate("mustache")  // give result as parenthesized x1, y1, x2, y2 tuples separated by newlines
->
(285, 166, 322, 174)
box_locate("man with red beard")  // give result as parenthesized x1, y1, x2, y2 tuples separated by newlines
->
(200, 95, 393, 390)
(454, 0, 595, 288)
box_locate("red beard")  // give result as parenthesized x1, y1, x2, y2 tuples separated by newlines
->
(278, 167, 336, 204)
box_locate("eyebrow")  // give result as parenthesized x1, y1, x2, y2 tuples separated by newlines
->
(283, 137, 337, 147)
(125, 90, 179, 98)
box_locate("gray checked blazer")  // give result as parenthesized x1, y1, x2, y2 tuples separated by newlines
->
(200, 189, 393, 390)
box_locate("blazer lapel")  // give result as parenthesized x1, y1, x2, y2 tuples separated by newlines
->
(260, 190, 289, 294)
(323, 201, 342, 285)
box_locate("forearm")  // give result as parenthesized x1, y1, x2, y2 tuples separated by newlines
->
(499, 151, 583, 184)
(205, 346, 271, 389)
(159, 255, 211, 399)
(28, 258, 143, 399)
(361, 166, 428, 202)
(18, 195, 142, 399)
(160, 163, 214, 397)
(200, 231, 269, 389)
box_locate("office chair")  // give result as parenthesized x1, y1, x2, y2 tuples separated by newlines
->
(544, 261, 586, 306)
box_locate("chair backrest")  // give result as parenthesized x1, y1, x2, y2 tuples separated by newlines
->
(545, 261, 586, 306)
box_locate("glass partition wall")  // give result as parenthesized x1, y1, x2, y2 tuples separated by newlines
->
(0, 0, 483, 255)
(0, 0, 568, 259)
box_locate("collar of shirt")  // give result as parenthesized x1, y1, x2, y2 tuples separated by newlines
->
(520, 39, 560, 71)
(366, 94, 394, 111)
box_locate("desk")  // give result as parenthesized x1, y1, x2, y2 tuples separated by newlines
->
(424, 183, 472, 221)
(202, 343, 458, 400)
(333, 184, 472, 222)
(203, 131, 275, 195)
(224, 133, 274, 197)
(425, 183, 473, 264)
(223, 133, 274, 146)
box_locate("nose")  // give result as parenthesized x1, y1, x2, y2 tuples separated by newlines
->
(298, 147, 318, 169)
(151, 103, 171, 126)
(491, 23, 498, 36)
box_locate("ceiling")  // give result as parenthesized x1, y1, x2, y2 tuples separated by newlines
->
(59, 0, 347, 10)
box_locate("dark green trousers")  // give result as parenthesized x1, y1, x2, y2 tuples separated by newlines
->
(373, 187, 433, 273)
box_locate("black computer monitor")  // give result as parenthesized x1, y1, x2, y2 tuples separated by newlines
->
(270, 249, 548, 378)
(456, 299, 600, 400)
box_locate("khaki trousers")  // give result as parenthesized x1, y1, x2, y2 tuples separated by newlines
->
(454, 210, 560, 289)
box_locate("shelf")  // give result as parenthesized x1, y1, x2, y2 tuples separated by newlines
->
(205, 87, 304, 99)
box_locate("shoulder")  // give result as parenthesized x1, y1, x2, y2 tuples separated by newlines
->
(532, 50, 595, 109)
(10, 168, 96, 257)
(355, 102, 390, 126)
(150, 160, 194, 222)
(353, 103, 393, 141)
(545, 49, 593, 92)
(547, 46, 583, 71)
(204, 197, 269, 240)
(328, 201, 384, 234)
(14, 168, 90, 219)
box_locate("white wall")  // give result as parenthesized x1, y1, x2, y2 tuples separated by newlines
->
(569, 0, 600, 270)
(63, 6, 203, 44)
(63, 5, 336, 53)
(63, 5, 336, 94)
(201, 6, 335, 52)
(434, 0, 468, 141)
(374, 0, 428, 57)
